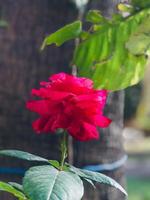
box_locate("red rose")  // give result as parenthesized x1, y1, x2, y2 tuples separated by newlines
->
(26, 73, 111, 141)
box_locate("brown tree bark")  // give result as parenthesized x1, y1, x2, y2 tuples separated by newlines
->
(0, 1, 78, 199)
(74, 0, 126, 200)
(0, 0, 125, 199)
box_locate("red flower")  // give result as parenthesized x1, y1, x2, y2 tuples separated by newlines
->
(26, 73, 111, 141)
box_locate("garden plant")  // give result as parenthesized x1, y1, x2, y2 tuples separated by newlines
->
(0, 0, 150, 199)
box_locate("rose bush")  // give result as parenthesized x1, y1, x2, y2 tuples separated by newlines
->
(26, 72, 111, 141)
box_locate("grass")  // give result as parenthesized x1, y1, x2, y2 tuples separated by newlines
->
(127, 177, 150, 200)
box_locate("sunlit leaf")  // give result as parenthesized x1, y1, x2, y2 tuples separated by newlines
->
(126, 16, 150, 55)
(86, 10, 106, 24)
(41, 21, 82, 50)
(117, 3, 134, 13)
(73, 8, 149, 90)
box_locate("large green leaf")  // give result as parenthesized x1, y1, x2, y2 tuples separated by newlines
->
(23, 165, 84, 200)
(41, 21, 82, 50)
(0, 150, 49, 163)
(0, 181, 27, 199)
(69, 165, 127, 196)
(126, 16, 150, 55)
(73, 8, 150, 90)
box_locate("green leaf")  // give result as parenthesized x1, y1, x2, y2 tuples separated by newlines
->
(0, 150, 49, 163)
(73, 8, 149, 90)
(48, 160, 60, 169)
(126, 16, 150, 55)
(0, 181, 26, 199)
(9, 182, 24, 193)
(132, 0, 150, 9)
(86, 10, 106, 24)
(41, 21, 82, 50)
(23, 165, 84, 200)
(117, 3, 134, 13)
(69, 165, 127, 196)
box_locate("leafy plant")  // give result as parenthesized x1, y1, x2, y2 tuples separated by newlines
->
(0, 150, 127, 200)
(42, 3, 150, 91)
(0, 181, 27, 200)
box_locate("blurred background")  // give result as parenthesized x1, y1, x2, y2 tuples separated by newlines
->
(0, 0, 149, 200)
(124, 67, 150, 200)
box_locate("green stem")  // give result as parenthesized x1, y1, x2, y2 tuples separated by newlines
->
(60, 131, 67, 170)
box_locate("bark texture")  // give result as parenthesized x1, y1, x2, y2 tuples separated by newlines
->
(74, 1, 126, 199)
(0, 1, 77, 199)
(0, 0, 125, 199)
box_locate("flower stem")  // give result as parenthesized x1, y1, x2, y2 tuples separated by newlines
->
(60, 131, 67, 170)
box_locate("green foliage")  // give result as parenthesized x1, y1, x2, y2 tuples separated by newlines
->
(0, 181, 27, 200)
(69, 165, 127, 196)
(41, 21, 82, 50)
(48, 160, 60, 169)
(126, 16, 150, 55)
(86, 10, 106, 24)
(23, 165, 84, 200)
(41, 5, 150, 91)
(73, 8, 149, 90)
(117, 3, 134, 13)
(0, 149, 127, 199)
(9, 182, 24, 193)
(0, 150, 49, 163)
(132, 0, 150, 9)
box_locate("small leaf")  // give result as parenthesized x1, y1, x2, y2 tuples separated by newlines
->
(69, 165, 127, 196)
(86, 10, 106, 24)
(41, 21, 82, 50)
(23, 165, 84, 200)
(0, 181, 26, 199)
(0, 150, 49, 163)
(48, 160, 60, 169)
(117, 3, 134, 13)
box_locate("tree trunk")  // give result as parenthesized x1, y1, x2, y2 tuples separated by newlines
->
(74, 0, 126, 200)
(74, 92, 125, 200)
(0, 1, 78, 199)
(0, 0, 125, 200)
